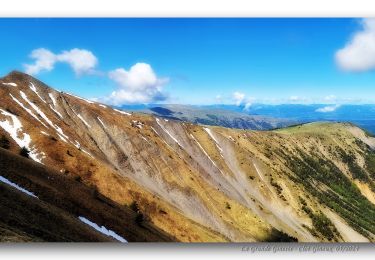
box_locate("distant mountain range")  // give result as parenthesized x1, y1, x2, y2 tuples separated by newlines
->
(120, 104, 296, 131)
(120, 103, 375, 135)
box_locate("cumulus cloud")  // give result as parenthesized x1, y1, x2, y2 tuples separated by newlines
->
(316, 104, 340, 113)
(24, 48, 56, 75)
(232, 91, 255, 110)
(233, 91, 245, 106)
(105, 63, 169, 105)
(24, 48, 98, 75)
(335, 18, 375, 72)
(56, 49, 98, 75)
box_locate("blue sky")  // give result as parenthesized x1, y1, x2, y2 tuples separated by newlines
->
(0, 18, 374, 106)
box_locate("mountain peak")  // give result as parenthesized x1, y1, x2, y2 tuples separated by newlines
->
(2, 70, 32, 80)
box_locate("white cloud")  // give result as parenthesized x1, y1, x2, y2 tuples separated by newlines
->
(316, 104, 340, 113)
(24, 48, 98, 75)
(56, 49, 98, 75)
(233, 91, 245, 106)
(335, 18, 375, 72)
(24, 48, 56, 75)
(105, 63, 169, 105)
(232, 91, 255, 110)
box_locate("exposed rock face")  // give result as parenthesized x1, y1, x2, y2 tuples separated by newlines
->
(1, 71, 375, 242)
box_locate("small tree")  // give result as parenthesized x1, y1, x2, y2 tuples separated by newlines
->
(130, 201, 140, 212)
(135, 212, 144, 225)
(19, 147, 30, 158)
(0, 135, 10, 149)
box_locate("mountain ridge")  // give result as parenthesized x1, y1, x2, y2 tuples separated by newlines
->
(1, 71, 375, 242)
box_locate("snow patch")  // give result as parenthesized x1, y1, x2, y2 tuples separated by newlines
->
(114, 108, 131, 116)
(40, 131, 49, 136)
(73, 140, 81, 149)
(10, 93, 48, 128)
(20, 91, 68, 142)
(97, 117, 107, 129)
(156, 118, 183, 147)
(66, 93, 94, 104)
(190, 134, 218, 167)
(0, 175, 38, 198)
(151, 126, 159, 135)
(77, 114, 91, 128)
(2, 82, 17, 87)
(47, 93, 63, 119)
(99, 104, 107, 108)
(78, 216, 127, 243)
(20, 91, 69, 143)
(253, 162, 266, 182)
(0, 108, 43, 163)
(204, 127, 223, 153)
(140, 135, 151, 144)
(49, 105, 63, 119)
(29, 82, 46, 103)
(48, 93, 57, 107)
(81, 148, 93, 158)
(71, 140, 93, 158)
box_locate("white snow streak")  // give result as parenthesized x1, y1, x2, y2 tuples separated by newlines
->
(20, 91, 68, 142)
(0, 108, 42, 162)
(81, 149, 93, 158)
(99, 104, 107, 108)
(9, 93, 48, 128)
(40, 131, 49, 136)
(78, 216, 127, 243)
(77, 114, 91, 128)
(151, 126, 159, 135)
(190, 134, 218, 167)
(140, 135, 151, 145)
(48, 93, 57, 107)
(156, 118, 183, 147)
(2, 82, 17, 87)
(73, 140, 81, 149)
(204, 127, 223, 153)
(114, 108, 131, 116)
(0, 175, 38, 198)
(253, 162, 266, 183)
(47, 93, 63, 119)
(71, 140, 93, 158)
(66, 93, 94, 104)
(29, 82, 46, 103)
(97, 117, 107, 129)
(49, 105, 63, 119)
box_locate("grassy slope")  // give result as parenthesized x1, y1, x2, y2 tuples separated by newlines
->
(0, 148, 173, 242)
(274, 122, 375, 240)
